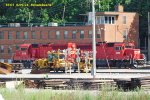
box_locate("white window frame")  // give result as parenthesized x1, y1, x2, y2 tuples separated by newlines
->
(80, 30, 84, 39)
(96, 16, 115, 24)
(72, 31, 76, 39)
(24, 31, 28, 39)
(64, 31, 68, 39)
(56, 31, 60, 39)
(0, 45, 4, 53)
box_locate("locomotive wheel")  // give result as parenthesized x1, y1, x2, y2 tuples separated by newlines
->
(54, 68, 59, 73)
(74, 69, 77, 73)
(80, 70, 84, 73)
(137, 60, 145, 65)
(116, 62, 121, 69)
(123, 61, 128, 68)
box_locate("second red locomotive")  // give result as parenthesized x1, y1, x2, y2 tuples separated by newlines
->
(12, 42, 146, 69)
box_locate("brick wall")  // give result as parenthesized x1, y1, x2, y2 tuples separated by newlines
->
(0, 12, 139, 62)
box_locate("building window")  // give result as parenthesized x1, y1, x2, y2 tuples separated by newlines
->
(88, 30, 92, 38)
(72, 31, 76, 39)
(105, 17, 109, 24)
(64, 31, 68, 39)
(8, 31, 13, 39)
(48, 31, 51, 39)
(16, 31, 20, 39)
(123, 29, 127, 39)
(16, 45, 20, 50)
(80, 30, 84, 39)
(96, 16, 115, 24)
(96, 30, 101, 38)
(0, 59, 4, 63)
(8, 59, 12, 63)
(109, 17, 112, 24)
(56, 31, 60, 39)
(123, 16, 126, 24)
(31, 31, 35, 39)
(96, 17, 100, 24)
(23, 32, 28, 39)
(40, 31, 43, 39)
(112, 17, 115, 24)
(8, 46, 12, 54)
(0, 45, 4, 53)
(0, 31, 4, 39)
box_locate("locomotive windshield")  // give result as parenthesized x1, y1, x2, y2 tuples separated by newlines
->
(21, 48, 27, 51)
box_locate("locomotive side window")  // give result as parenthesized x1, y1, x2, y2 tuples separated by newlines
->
(115, 47, 122, 50)
(125, 46, 131, 48)
(107, 43, 114, 47)
(125, 46, 134, 49)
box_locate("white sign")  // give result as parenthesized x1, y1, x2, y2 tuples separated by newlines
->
(116, 52, 120, 54)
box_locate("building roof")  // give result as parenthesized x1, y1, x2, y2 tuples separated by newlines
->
(96, 12, 119, 16)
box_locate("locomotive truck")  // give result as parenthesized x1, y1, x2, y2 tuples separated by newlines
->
(12, 42, 146, 70)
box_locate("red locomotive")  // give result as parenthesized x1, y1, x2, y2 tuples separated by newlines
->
(12, 43, 76, 68)
(12, 42, 146, 68)
(77, 42, 145, 68)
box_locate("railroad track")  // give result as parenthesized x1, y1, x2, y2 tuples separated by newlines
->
(140, 78, 150, 91)
(42, 79, 116, 90)
(24, 77, 150, 91)
(1, 78, 150, 91)
(0, 82, 5, 87)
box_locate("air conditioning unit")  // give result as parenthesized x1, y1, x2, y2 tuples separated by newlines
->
(48, 22, 58, 26)
(40, 25, 44, 27)
(8, 23, 20, 27)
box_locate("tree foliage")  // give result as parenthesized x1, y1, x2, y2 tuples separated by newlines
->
(0, 0, 149, 37)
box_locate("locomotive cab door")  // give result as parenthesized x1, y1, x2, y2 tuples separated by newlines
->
(113, 45, 125, 68)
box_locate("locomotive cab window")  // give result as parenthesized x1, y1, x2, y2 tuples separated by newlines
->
(21, 48, 27, 51)
(125, 46, 131, 48)
(125, 46, 134, 49)
(115, 46, 122, 50)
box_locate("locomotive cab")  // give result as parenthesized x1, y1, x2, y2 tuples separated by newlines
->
(20, 44, 31, 59)
(123, 43, 146, 67)
(12, 44, 32, 68)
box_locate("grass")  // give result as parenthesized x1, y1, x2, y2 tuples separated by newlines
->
(0, 81, 149, 100)
(0, 85, 150, 100)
